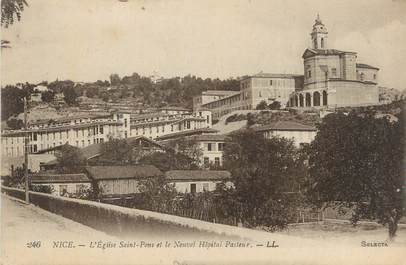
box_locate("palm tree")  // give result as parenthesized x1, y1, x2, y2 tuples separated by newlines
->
(1, 0, 28, 28)
(1, 0, 28, 49)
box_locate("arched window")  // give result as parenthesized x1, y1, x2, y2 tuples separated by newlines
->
(295, 95, 299, 107)
(322, 91, 328, 106)
(313, 91, 321, 106)
(321, 38, 324, 48)
(299, 94, 304, 107)
(305, 93, 311, 107)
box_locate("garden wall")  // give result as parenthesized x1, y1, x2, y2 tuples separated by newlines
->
(3, 186, 289, 241)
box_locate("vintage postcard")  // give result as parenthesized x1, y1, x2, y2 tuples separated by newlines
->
(0, 0, 405, 264)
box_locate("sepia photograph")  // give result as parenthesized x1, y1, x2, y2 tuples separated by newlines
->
(0, 0, 405, 264)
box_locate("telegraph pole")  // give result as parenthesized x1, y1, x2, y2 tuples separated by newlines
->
(24, 97, 30, 204)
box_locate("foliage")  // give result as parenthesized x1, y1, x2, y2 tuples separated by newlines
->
(246, 113, 255, 127)
(41, 90, 55, 103)
(109, 74, 121, 86)
(225, 114, 247, 124)
(1, 84, 32, 120)
(221, 129, 307, 229)
(96, 138, 135, 165)
(63, 86, 78, 105)
(6, 118, 23, 129)
(256, 101, 281, 110)
(74, 186, 97, 200)
(138, 151, 196, 171)
(55, 145, 86, 173)
(1, 0, 27, 28)
(306, 110, 404, 238)
(31, 185, 54, 194)
(130, 176, 178, 212)
(268, 101, 281, 110)
(1, 39, 11, 49)
(256, 100, 268, 110)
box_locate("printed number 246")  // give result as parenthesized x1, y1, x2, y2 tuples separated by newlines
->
(26, 241, 41, 248)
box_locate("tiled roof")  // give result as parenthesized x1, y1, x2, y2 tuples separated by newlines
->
(131, 112, 169, 120)
(30, 113, 111, 126)
(356, 63, 379, 70)
(165, 170, 231, 181)
(156, 128, 219, 141)
(251, 73, 303, 79)
(80, 142, 104, 159)
(303, 48, 356, 58)
(30, 173, 90, 183)
(85, 165, 162, 180)
(159, 106, 191, 111)
(254, 121, 317, 132)
(36, 144, 74, 154)
(201, 90, 239, 96)
(188, 134, 228, 142)
(43, 136, 169, 165)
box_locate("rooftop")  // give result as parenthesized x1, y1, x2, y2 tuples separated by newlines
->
(201, 90, 240, 96)
(356, 63, 380, 70)
(165, 170, 231, 181)
(30, 173, 90, 183)
(251, 73, 304, 79)
(159, 106, 191, 111)
(85, 165, 162, 180)
(303, 48, 356, 59)
(188, 134, 228, 142)
(254, 121, 317, 132)
(156, 128, 219, 141)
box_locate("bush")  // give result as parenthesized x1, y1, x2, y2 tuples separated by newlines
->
(32, 185, 54, 194)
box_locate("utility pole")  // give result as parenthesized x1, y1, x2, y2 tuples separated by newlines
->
(24, 97, 30, 204)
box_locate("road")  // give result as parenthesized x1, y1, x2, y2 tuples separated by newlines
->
(1, 195, 117, 265)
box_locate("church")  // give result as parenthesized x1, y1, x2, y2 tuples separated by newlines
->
(289, 15, 380, 109)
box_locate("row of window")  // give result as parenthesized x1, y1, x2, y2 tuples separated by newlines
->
(206, 142, 224, 151)
(203, 157, 221, 167)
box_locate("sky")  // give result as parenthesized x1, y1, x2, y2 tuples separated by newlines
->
(1, 0, 406, 90)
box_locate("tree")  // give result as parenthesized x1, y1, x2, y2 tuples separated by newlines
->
(132, 175, 178, 212)
(306, 111, 404, 239)
(109, 74, 121, 86)
(1, 84, 31, 120)
(246, 112, 255, 127)
(1, 0, 28, 28)
(63, 86, 78, 105)
(85, 88, 97, 98)
(96, 138, 134, 165)
(31, 185, 54, 194)
(166, 137, 203, 169)
(268, 101, 281, 110)
(41, 90, 55, 103)
(55, 145, 86, 173)
(222, 129, 306, 229)
(138, 151, 198, 171)
(6, 118, 23, 129)
(256, 100, 268, 110)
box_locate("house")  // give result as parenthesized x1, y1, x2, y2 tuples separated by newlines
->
(165, 170, 232, 193)
(30, 172, 92, 197)
(30, 92, 42, 103)
(85, 165, 162, 198)
(254, 121, 317, 147)
(188, 134, 228, 168)
(33, 85, 49, 92)
(1, 153, 56, 176)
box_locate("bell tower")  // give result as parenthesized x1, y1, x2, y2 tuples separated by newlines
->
(311, 14, 328, 49)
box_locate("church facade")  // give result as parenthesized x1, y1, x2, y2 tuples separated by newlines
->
(289, 15, 380, 109)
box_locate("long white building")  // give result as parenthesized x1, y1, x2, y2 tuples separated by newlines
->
(1, 109, 212, 157)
